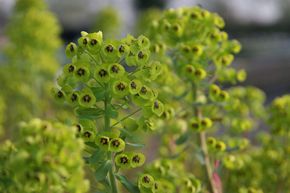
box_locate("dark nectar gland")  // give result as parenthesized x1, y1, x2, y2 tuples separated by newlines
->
(111, 139, 120, 147)
(90, 39, 98, 46)
(120, 156, 129, 164)
(119, 45, 125, 53)
(100, 137, 109, 145)
(132, 155, 140, 163)
(117, 83, 126, 91)
(71, 93, 78, 102)
(106, 45, 114, 53)
(130, 81, 137, 89)
(57, 91, 63, 98)
(143, 176, 151, 183)
(68, 65, 75, 72)
(77, 68, 85, 76)
(111, 65, 119, 73)
(83, 95, 91, 103)
(140, 86, 147, 94)
(99, 69, 108, 77)
(138, 51, 145, 59)
(83, 38, 88, 45)
(84, 131, 91, 138)
(154, 101, 159, 109)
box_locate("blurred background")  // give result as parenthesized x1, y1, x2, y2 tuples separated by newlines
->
(0, 0, 290, 101)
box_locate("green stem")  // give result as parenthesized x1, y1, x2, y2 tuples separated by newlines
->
(109, 154, 118, 193)
(103, 84, 118, 193)
(192, 83, 218, 193)
(110, 108, 141, 128)
(104, 84, 111, 131)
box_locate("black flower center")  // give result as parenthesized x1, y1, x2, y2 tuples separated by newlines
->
(119, 45, 125, 53)
(99, 69, 108, 77)
(57, 91, 63, 98)
(106, 45, 114, 53)
(112, 139, 120, 147)
(141, 86, 147, 94)
(195, 70, 201, 76)
(77, 68, 85, 76)
(111, 65, 119, 73)
(100, 138, 108, 145)
(117, 83, 126, 91)
(83, 95, 91, 102)
(183, 47, 190, 53)
(130, 82, 137, 89)
(70, 44, 75, 52)
(76, 124, 82, 132)
(84, 131, 91, 138)
(186, 66, 193, 73)
(138, 51, 144, 59)
(90, 39, 98, 45)
(143, 176, 150, 183)
(132, 155, 140, 163)
(71, 93, 77, 102)
(120, 157, 128, 164)
(83, 38, 88, 45)
(154, 101, 159, 109)
(68, 65, 75, 72)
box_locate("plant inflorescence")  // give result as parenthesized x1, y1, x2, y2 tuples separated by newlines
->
(0, 5, 289, 193)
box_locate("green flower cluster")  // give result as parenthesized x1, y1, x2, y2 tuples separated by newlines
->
(223, 87, 266, 133)
(268, 95, 290, 134)
(57, 31, 165, 126)
(56, 31, 168, 192)
(137, 7, 271, 193)
(220, 94, 290, 192)
(142, 159, 201, 193)
(0, 119, 89, 193)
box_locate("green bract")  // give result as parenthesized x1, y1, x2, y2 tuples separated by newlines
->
(0, 119, 89, 193)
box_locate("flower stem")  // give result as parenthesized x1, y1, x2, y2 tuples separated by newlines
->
(104, 84, 118, 193)
(192, 83, 218, 193)
(104, 84, 111, 131)
(110, 108, 141, 128)
(109, 154, 118, 193)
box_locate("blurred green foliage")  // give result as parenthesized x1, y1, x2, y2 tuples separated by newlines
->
(92, 7, 121, 39)
(0, 0, 70, 137)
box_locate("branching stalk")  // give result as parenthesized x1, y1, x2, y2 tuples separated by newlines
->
(104, 84, 118, 193)
(192, 83, 218, 193)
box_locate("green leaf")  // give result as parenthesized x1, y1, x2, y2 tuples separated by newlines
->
(175, 132, 189, 145)
(125, 142, 145, 148)
(75, 107, 104, 119)
(88, 148, 107, 165)
(115, 174, 140, 193)
(109, 106, 118, 118)
(95, 160, 112, 181)
(91, 86, 106, 101)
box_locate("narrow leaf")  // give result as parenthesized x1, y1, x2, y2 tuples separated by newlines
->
(115, 174, 140, 193)
(175, 132, 189, 145)
(95, 160, 112, 181)
(125, 142, 145, 148)
(75, 107, 104, 119)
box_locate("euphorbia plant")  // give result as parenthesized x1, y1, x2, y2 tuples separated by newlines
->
(0, 119, 89, 193)
(55, 30, 167, 192)
(0, 5, 289, 193)
(137, 7, 268, 193)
